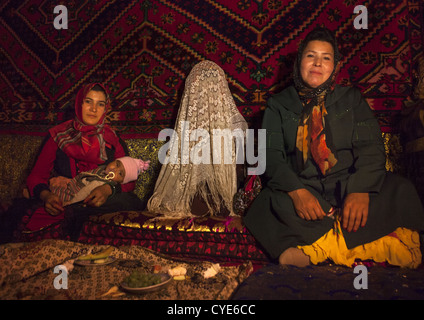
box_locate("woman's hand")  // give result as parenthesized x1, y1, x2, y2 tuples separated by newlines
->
(40, 190, 64, 216)
(83, 184, 113, 207)
(49, 176, 71, 189)
(342, 193, 369, 232)
(288, 188, 325, 221)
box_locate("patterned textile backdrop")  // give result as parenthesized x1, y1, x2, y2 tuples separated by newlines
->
(1, 0, 423, 138)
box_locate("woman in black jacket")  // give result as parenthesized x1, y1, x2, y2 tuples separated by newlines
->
(244, 27, 424, 268)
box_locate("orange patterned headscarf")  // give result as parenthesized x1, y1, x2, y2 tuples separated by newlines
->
(296, 87, 338, 175)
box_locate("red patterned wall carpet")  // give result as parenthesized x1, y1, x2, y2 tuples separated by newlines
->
(1, 0, 423, 137)
(1, 0, 424, 301)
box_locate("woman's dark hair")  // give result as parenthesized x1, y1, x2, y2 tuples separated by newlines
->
(88, 84, 109, 103)
(298, 27, 341, 64)
(90, 84, 107, 95)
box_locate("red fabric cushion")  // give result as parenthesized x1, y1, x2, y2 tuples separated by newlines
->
(17, 209, 269, 264)
(77, 211, 269, 264)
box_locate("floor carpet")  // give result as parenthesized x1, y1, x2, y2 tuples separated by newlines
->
(232, 263, 424, 300)
(0, 239, 252, 300)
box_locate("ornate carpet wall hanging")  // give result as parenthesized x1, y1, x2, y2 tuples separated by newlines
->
(1, 0, 423, 138)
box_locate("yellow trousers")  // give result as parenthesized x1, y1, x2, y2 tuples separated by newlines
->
(299, 220, 422, 268)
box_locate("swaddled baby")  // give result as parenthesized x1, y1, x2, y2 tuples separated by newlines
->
(50, 156, 150, 206)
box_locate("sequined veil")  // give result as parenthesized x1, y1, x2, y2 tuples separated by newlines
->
(147, 60, 248, 217)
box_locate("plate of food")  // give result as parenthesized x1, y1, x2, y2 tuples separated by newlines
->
(75, 246, 116, 266)
(120, 270, 172, 294)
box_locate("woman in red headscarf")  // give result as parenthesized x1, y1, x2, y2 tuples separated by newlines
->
(7, 83, 143, 240)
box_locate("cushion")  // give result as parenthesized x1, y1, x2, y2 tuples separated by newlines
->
(0, 135, 163, 203)
(77, 211, 270, 264)
(125, 139, 165, 201)
(0, 135, 44, 203)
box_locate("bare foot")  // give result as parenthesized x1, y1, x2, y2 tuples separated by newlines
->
(279, 247, 310, 267)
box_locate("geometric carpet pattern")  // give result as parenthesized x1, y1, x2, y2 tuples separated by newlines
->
(1, 0, 423, 137)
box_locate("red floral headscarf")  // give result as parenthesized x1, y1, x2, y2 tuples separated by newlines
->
(49, 83, 120, 167)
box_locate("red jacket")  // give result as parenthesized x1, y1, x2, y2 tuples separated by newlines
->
(27, 134, 135, 200)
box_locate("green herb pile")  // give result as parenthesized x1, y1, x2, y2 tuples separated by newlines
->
(124, 270, 162, 288)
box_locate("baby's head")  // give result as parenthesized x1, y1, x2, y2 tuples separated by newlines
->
(105, 156, 150, 184)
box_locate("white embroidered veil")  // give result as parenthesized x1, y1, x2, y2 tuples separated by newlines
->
(147, 60, 248, 217)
